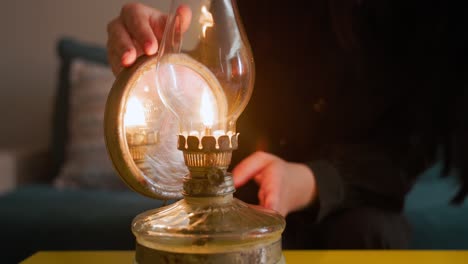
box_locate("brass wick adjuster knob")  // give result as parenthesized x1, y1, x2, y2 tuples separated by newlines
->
(206, 167, 225, 186)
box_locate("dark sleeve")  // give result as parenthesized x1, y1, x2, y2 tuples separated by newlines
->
(302, 46, 418, 222)
(307, 142, 417, 222)
(307, 160, 343, 221)
(301, 0, 467, 221)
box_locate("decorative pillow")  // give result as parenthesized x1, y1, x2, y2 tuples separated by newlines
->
(50, 38, 109, 182)
(54, 58, 126, 190)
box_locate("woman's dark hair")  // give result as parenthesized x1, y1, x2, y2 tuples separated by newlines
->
(329, 0, 468, 203)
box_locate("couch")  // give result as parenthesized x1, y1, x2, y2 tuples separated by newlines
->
(404, 163, 468, 249)
(0, 38, 168, 263)
(1, 38, 467, 263)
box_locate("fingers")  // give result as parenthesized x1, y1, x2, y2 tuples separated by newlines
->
(121, 3, 159, 55)
(257, 168, 285, 215)
(107, 18, 137, 75)
(232, 151, 279, 188)
(259, 183, 287, 216)
(234, 151, 292, 216)
(107, 3, 167, 75)
(107, 3, 193, 75)
(265, 193, 285, 216)
(176, 4, 193, 33)
(258, 181, 278, 209)
(149, 4, 192, 40)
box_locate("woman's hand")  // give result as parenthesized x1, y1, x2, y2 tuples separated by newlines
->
(106, 3, 191, 75)
(233, 151, 317, 217)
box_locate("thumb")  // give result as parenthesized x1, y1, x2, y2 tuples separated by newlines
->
(232, 151, 278, 188)
(176, 4, 192, 33)
(150, 5, 192, 42)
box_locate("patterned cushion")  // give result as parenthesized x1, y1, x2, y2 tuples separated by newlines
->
(54, 59, 125, 190)
(50, 38, 109, 182)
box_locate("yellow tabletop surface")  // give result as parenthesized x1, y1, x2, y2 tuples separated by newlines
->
(21, 250, 468, 264)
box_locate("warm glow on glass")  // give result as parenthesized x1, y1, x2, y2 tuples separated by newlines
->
(200, 88, 214, 128)
(125, 97, 146, 127)
(200, 5, 214, 38)
(156, 0, 254, 136)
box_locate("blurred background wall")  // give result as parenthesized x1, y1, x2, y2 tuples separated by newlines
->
(0, 0, 169, 150)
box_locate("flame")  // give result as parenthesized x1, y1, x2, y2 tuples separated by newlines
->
(200, 88, 214, 127)
(124, 97, 146, 127)
(200, 5, 214, 38)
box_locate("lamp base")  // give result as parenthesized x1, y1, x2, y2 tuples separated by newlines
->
(131, 195, 285, 264)
(134, 240, 285, 264)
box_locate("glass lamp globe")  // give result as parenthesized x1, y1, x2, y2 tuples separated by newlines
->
(156, 0, 252, 139)
(104, 1, 285, 263)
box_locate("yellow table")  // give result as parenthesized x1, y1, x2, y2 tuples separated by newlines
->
(22, 250, 468, 263)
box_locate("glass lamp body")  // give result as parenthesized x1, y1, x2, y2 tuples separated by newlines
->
(104, 0, 285, 263)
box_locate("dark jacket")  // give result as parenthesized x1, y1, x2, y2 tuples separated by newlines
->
(233, 0, 468, 222)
